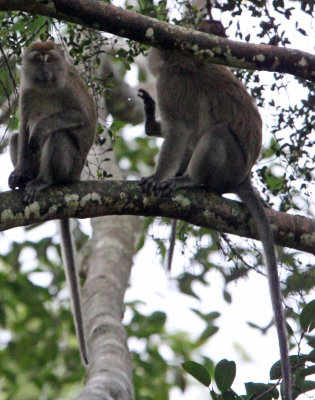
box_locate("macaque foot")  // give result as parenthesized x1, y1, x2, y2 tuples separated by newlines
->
(140, 175, 176, 196)
(140, 174, 203, 197)
(23, 177, 49, 204)
(8, 168, 32, 190)
(160, 176, 203, 196)
(140, 174, 159, 194)
(138, 89, 156, 114)
(156, 179, 176, 196)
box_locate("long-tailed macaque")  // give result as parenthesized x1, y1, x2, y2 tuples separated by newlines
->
(138, 20, 291, 400)
(9, 40, 97, 365)
(140, 20, 228, 272)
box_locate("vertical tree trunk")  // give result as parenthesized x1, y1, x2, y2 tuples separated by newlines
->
(77, 213, 140, 400)
(76, 49, 143, 399)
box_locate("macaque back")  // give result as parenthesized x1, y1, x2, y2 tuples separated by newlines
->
(148, 49, 262, 191)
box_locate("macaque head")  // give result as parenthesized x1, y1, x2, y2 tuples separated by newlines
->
(21, 40, 67, 87)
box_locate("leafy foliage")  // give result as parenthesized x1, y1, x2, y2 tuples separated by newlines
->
(0, 231, 86, 399)
(214, 359, 236, 392)
(300, 300, 315, 333)
(182, 360, 211, 386)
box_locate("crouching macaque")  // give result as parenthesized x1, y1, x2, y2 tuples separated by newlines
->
(9, 40, 97, 365)
(138, 20, 291, 400)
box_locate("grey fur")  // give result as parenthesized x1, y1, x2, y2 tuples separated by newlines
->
(9, 41, 97, 365)
(138, 23, 291, 399)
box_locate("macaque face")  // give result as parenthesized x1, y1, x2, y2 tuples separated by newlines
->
(22, 41, 67, 86)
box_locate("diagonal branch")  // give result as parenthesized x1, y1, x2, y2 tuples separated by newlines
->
(0, 0, 314, 81)
(0, 180, 314, 255)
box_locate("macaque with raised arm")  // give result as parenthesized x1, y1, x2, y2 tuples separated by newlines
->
(9, 40, 97, 365)
(138, 20, 291, 400)
(139, 20, 228, 272)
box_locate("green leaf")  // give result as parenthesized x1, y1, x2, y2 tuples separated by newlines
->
(210, 389, 219, 400)
(223, 289, 232, 304)
(245, 382, 279, 400)
(298, 380, 315, 395)
(299, 365, 315, 378)
(269, 359, 282, 380)
(222, 390, 239, 399)
(182, 361, 211, 386)
(149, 311, 166, 327)
(177, 273, 200, 299)
(306, 335, 315, 349)
(300, 300, 315, 332)
(272, 387, 280, 399)
(191, 309, 220, 323)
(308, 349, 315, 362)
(270, 355, 307, 380)
(214, 359, 236, 392)
(265, 171, 286, 191)
(197, 325, 219, 345)
(286, 321, 294, 337)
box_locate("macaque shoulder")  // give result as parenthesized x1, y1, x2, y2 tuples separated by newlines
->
(148, 48, 201, 76)
(66, 65, 96, 119)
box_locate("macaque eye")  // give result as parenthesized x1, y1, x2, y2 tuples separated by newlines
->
(46, 55, 56, 63)
(31, 53, 58, 64)
(31, 54, 43, 63)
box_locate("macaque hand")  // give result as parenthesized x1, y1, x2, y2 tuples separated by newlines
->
(8, 166, 32, 190)
(138, 89, 156, 115)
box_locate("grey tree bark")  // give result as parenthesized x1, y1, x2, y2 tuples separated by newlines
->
(77, 46, 143, 399)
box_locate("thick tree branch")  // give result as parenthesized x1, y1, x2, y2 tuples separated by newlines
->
(1, 181, 314, 255)
(0, 0, 314, 81)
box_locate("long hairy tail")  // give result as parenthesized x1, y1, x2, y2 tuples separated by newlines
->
(237, 177, 291, 400)
(167, 219, 178, 271)
(60, 218, 89, 366)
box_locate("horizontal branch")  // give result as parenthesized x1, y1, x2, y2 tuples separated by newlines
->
(0, 181, 314, 255)
(1, 0, 314, 81)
